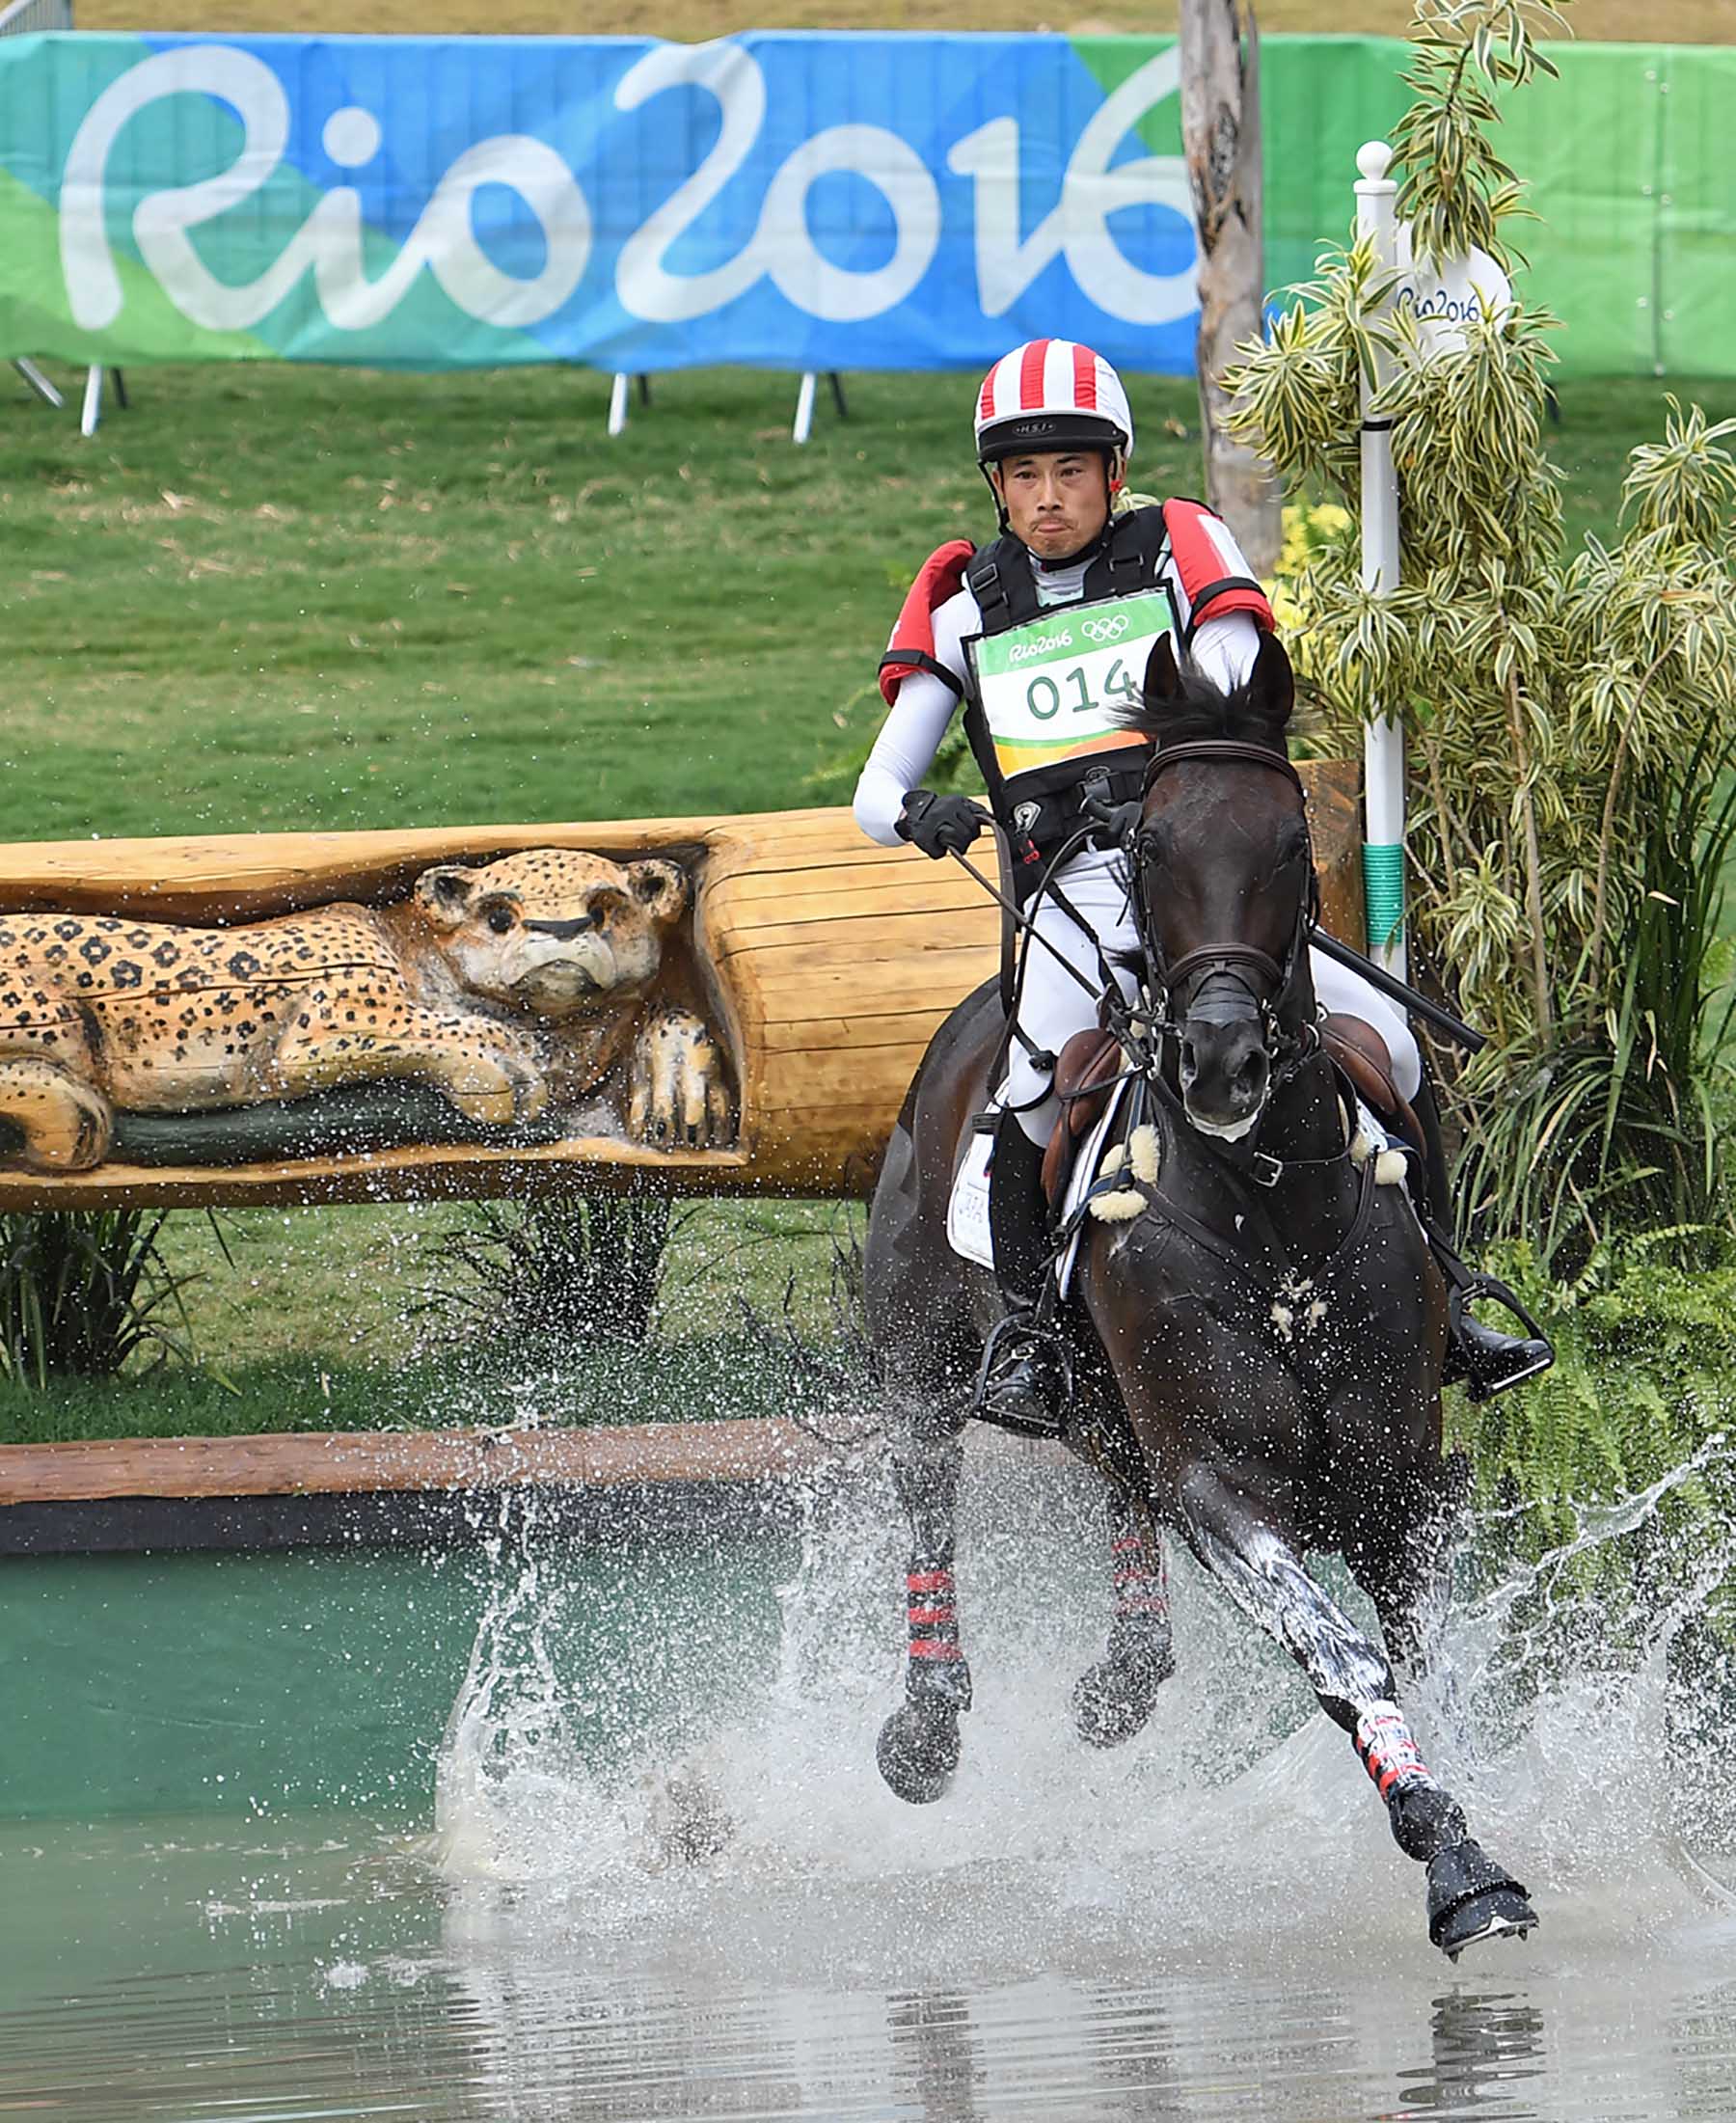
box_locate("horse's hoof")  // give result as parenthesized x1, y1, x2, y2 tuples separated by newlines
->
(1071, 1630, 1176, 1750)
(876, 1701, 961, 1805)
(1427, 1838, 1538, 1960)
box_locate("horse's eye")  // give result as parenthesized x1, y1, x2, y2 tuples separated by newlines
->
(486, 903, 514, 936)
(1273, 820, 1311, 868)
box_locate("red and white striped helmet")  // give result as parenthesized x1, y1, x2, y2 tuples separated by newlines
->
(974, 340, 1134, 471)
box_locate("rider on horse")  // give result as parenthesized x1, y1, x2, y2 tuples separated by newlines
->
(854, 339, 1551, 1434)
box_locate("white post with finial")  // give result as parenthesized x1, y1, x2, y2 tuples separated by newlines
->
(1355, 138, 1406, 979)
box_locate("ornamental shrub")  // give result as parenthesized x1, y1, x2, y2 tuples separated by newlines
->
(1230, 0, 1736, 1274)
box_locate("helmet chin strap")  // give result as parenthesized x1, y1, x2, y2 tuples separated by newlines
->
(979, 461, 1012, 535)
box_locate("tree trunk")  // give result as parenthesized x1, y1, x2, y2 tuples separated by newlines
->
(1179, 0, 1282, 577)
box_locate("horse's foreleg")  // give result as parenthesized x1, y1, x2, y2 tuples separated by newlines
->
(1354, 1449, 1473, 1695)
(1073, 1490, 1176, 1749)
(1178, 1471, 1536, 1959)
(877, 1402, 971, 1805)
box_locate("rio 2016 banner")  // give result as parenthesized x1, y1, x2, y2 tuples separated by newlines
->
(0, 32, 1209, 374)
(0, 31, 1731, 378)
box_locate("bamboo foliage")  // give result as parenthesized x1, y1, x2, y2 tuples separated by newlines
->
(1390, 0, 1568, 270)
(1225, 0, 1736, 1269)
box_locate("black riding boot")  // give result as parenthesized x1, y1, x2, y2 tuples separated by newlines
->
(1412, 1073, 1555, 1402)
(973, 1112, 1071, 1438)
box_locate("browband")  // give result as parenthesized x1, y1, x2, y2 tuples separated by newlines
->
(1144, 739, 1305, 800)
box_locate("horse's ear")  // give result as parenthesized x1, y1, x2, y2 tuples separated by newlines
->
(1248, 632, 1295, 729)
(1143, 634, 1185, 708)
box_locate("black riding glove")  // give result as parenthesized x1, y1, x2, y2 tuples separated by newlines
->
(897, 790, 988, 859)
(1096, 799, 1145, 847)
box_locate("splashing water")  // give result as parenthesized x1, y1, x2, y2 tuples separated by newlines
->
(431, 1432, 1736, 1995)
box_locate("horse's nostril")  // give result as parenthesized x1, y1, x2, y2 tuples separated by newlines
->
(1235, 1052, 1269, 1100)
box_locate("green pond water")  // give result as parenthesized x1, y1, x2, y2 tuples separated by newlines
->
(6, 1456, 1736, 2121)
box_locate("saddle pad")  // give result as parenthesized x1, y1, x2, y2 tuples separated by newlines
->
(945, 1102, 1000, 1271)
(945, 1081, 1133, 1291)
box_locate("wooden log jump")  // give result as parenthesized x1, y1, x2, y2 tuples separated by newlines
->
(0, 1419, 827, 1506)
(0, 777, 1362, 1210)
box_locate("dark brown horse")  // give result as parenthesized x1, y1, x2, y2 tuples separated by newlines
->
(863, 634, 1537, 1959)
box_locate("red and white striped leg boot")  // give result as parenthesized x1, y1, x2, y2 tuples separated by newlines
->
(1072, 1501, 1176, 1749)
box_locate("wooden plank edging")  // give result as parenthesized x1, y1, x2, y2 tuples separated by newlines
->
(0, 1418, 829, 1507)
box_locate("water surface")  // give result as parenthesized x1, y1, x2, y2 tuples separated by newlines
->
(7, 1445, 1735, 2120)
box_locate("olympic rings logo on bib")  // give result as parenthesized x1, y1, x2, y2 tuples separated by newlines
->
(1082, 613, 1128, 643)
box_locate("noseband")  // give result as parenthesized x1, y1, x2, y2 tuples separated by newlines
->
(1132, 738, 1318, 1048)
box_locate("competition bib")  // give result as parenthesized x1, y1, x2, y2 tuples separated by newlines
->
(966, 590, 1173, 779)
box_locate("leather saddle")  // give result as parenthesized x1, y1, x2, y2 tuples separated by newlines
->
(1041, 1028, 1125, 1207)
(1038, 1012, 1422, 1209)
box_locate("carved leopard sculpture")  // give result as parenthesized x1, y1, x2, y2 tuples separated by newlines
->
(0, 849, 733, 1171)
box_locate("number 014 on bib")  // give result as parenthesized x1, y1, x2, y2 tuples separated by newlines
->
(966, 591, 1172, 780)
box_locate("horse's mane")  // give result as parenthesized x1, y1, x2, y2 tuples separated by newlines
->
(1114, 656, 1291, 755)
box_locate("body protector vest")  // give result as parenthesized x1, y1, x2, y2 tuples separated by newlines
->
(879, 502, 1274, 893)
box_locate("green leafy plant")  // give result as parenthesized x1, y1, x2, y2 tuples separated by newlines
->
(414, 1190, 674, 1363)
(0, 1209, 225, 1389)
(1390, 0, 1568, 271)
(1458, 1235, 1736, 1676)
(1233, 0, 1736, 1273)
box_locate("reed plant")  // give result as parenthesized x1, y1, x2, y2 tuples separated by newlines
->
(0, 1209, 221, 1388)
(1228, 0, 1736, 1274)
(414, 1190, 674, 1362)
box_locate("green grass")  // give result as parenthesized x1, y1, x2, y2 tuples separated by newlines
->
(0, 1195, 865, 1443)
(5, 366, 1728, 844)
(0, 1335, 844, 1444)
(80, 0, 1736, 47)
(2, 362, 1732, 1441)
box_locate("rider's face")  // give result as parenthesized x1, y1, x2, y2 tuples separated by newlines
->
(990, 451, 1112, 560)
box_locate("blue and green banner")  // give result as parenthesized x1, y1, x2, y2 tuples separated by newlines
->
(0, 31, 1729, 377)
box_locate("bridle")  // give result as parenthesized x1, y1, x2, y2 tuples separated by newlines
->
(1127, 739, 1320, 1086)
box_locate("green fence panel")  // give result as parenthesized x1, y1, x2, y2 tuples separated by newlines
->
(1262, 37, 1410, 301)
(1262, 38, 1736, 381)
(1659, 45, 1736, 378)
(1503, 43, 1669, 378)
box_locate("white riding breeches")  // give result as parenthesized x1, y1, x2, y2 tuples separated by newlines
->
(1003, 844, 1422, 1147)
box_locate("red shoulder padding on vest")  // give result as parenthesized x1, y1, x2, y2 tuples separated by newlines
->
(878, 539, 974, 705)
(1161, 498, 1274, 635)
